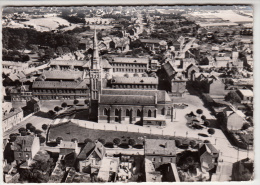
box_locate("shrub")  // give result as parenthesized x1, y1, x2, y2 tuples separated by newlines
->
(201, 115, 206, 120)
(18, 127, 26, 133)
(71, 138, 78, 143)
(29, 126, 36, 133)
(73, 99, 79, 105)
(54, 106, 61, 112)
(204, 140, 210, 143)
(175, 140, 182, 147)
(35, 129, 42, 136)
(208, 128, 215, 135)
(21, 130, 27, 136)
(204, 121, 210, 127)
(189, 140, 197, 148)
(113, 138, 121, 146)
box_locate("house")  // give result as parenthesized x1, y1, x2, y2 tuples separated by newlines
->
(2, 108, 23, 132)
(198, 143, 219, 172)
(97, 157, 120, 182)
(139, 39, 167, 51)
(11, 136, 40, 164)
(144, 139, 176, 169)
(236, 89, 253, 104)
(186, 64, 200, 81)
(10, 85, 32, 102)
(224, 108, 246, 131)
(77, 141, 106, 174)
(59, 140, 80, 156)
(232, 158, 254, 181)
(26, 97, 41, 113)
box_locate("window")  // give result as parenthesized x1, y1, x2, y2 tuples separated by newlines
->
(115, 109, 120, 116)
(137, 109, 141, 117)
(148, 110, 152, 117)
(126, 109, 130, 116)
(159, 157, 163, 162)
(104, 108, 108, 116)
(152, 158, 156, 162)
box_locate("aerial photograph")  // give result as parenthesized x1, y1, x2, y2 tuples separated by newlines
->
(2, 5, 254, 183)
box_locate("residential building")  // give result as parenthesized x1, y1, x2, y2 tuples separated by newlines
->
(59, 140, 80, 156)
(2, 108, 23, 132)
(198, 143, 219, 172)
(97, 157, 119, 182)
(11, 136, 40, 164)
(139, 39, 167, 51)
(2, 61, 29, 74)
(236, 89, 253, 104)
(77, 141, 106, 174)
(25, 97, 41, 113)
(10, 85, 32, 102)
(223, 107, 246, 130)
(144, 139, 176, 169)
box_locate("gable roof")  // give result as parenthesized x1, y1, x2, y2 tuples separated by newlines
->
(77, 142, 95, 160)
(199, 143, 219, 155)
(42, 70, 84, 80)
(32, 79, 90, 89)
(100, 94, 155, 105)
(12, 136, 36, 151)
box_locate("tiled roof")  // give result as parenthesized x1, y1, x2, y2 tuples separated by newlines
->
(111, 77, 158, 85)
(199, 143, 219, 155)
(32, 79, 90, 89)
(100, 94, 155, 105)
(77, 142, 96, 160)
(111, 57, 149, 64)
(139, 39, 164, 44)
(42, 70, 84, 80)
(101, 89, 171, 103)
(50, 60, 87, 66)
(144, 139, 176, 156)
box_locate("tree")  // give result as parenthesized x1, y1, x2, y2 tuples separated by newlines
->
(133, 73, 139, 77)
(196, 109, 203, 115)
(84, 138, 92, 144)
(242, 123, 251, 130)
(175, 140, 182, 147)
(21, 130, 27, 136)
(71, 138, 78, 143)
(189, 140, 197, 148)
(113, 138, 121, 146)
(48, 110, 55, 116)
(208, 128, 215, 136)
(54, 106, 61, 112)
(61, 102, 67, 108)
(9, 133, 19, 142)
(204, 121, 210, 127)
(39, 136, 46, 144)
(204, 140, 210, 143)
(26, 123, 32, 130)
(29, 126, 36, 133)
(201, 115, 206, 120)
(98, 138, 106, 145)
(142, 73, 148, 77)
(42, 124, 48, 131)
(73, 99, 79, 105)
(18, 127, 26, 133)
(35, 129, 42, 136)
(128, 139, 136, 147)
(124, 73, 129, 78)
(84, 99, 89, 106)
(56, 137, 63, 144)
(225, 91, 241, 104)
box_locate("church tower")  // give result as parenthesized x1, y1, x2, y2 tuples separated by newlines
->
(89, 29, 102, 121)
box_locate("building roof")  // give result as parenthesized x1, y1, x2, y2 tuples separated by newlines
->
(101, 89, 171, 103)
(100, 95, 155, 105)
(199, 143, 219, 155)
(77, 142, 96, 160)
(32, 79, 90, 89)
(3, 107, 23, 121)
(12, 136, 36, 151)
(59, 141, 77, 149)
(238, 89, 253, 97)
(111, 77, 158, 85)
(139, 39, 165, 44)
(144, 139, 176, 156)
(42, 70, 84, 80)
(111, 57, 149, 64)
(50, 60, 87, 66)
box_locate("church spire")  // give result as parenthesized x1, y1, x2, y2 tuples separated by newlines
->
(92, 28, 100, 70)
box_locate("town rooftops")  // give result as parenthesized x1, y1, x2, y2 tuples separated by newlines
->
(101, 89, 171, 103)
(42, 70, 84, 80)
(111, 57, 149, 64)
(238, 89, 253, 97)
(144, 139, 176, 156)
(111, 77, 158, 85)
(32, 79, 90, 89)
(50, 60, 87, 66)
(139, 39, 165, 44)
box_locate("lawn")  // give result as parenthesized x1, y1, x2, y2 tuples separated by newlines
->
(47, 121, 201, 147)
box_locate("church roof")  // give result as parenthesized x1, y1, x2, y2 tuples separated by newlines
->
(101, 89, 171, 103)
(100, 94, 155, 105)
(111, 77, 158, 85)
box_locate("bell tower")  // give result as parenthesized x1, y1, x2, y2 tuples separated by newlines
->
(89, 29, 102, 121)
